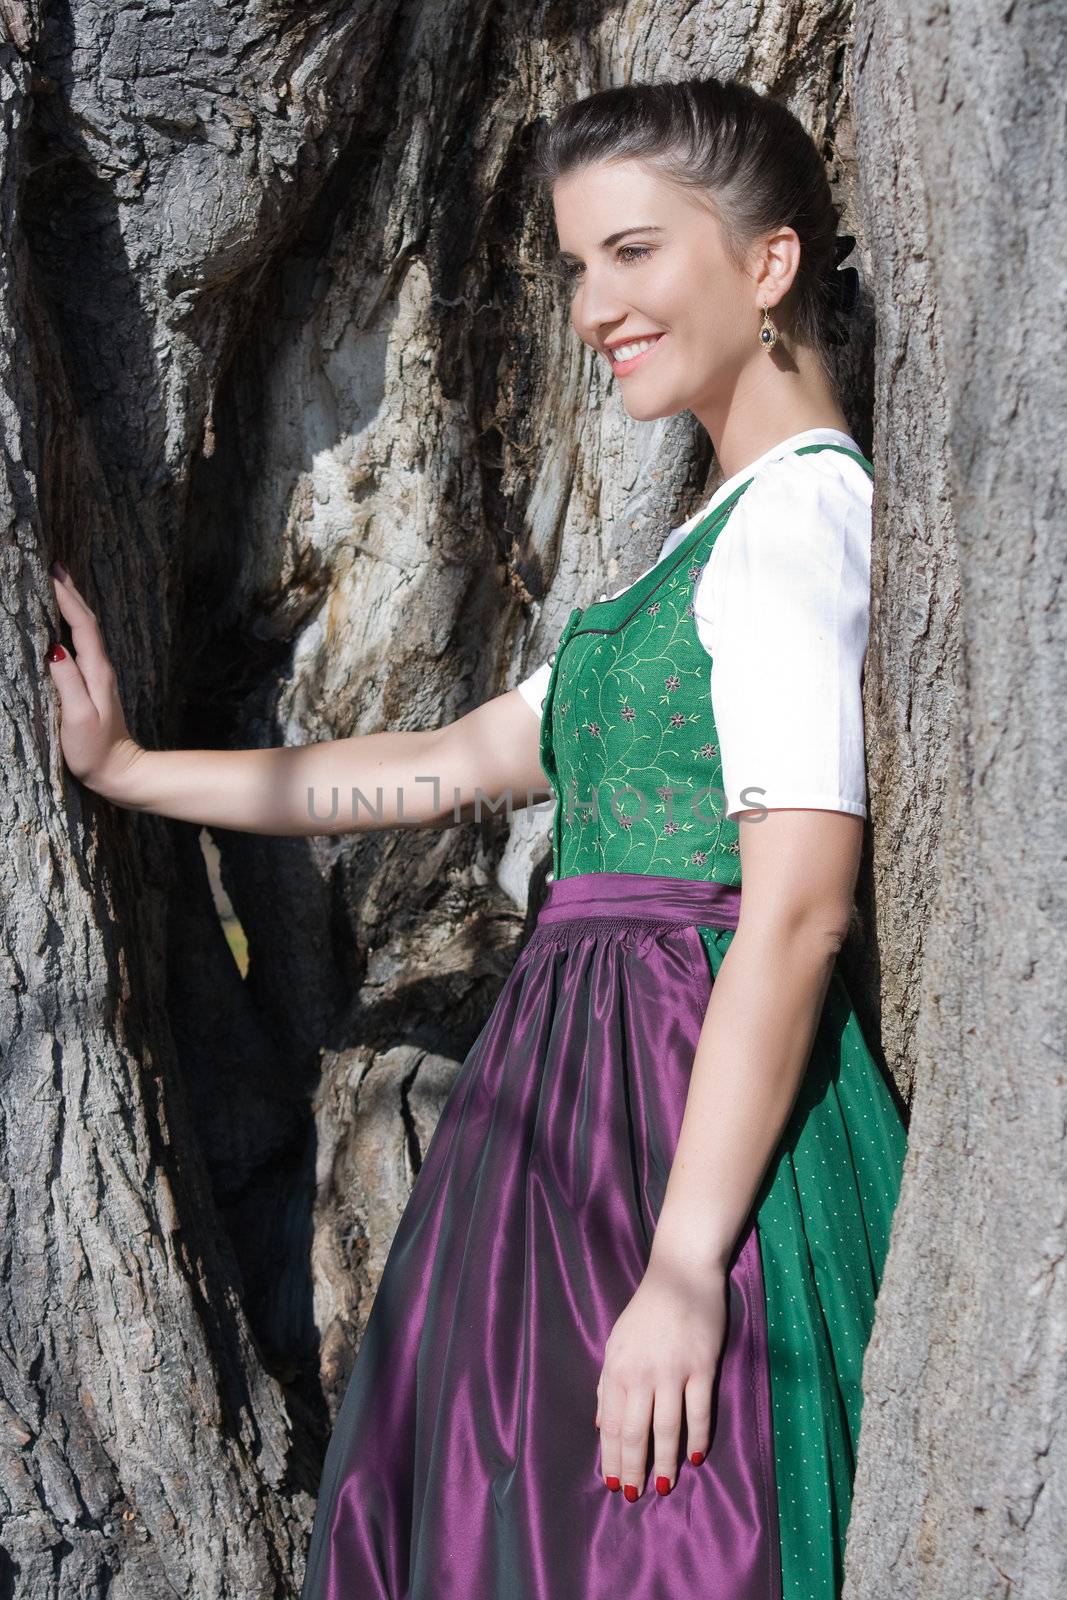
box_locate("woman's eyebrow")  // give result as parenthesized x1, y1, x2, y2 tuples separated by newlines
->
(557, 225, 665, 261)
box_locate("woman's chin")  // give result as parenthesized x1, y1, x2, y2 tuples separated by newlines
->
(622, 392, 685, 422)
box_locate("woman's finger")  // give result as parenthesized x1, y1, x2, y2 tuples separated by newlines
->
(619, 1382, 653, 1501)
(49, 566, 118, 719)
(651, 1384, 684, 1494)
(597, 1370, 624, 1491)
(44, 635, 99, 727)
(683, 1372, 711, 1467)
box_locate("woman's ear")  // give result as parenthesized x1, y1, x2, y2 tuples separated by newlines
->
(751, 225, 801, 309)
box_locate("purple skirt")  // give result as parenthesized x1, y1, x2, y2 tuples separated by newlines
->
(300, 871, 782, 1600)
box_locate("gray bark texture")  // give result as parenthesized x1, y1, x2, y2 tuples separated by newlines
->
(844, 3, 1067, 1598)
(0, 0, 1060, 1596)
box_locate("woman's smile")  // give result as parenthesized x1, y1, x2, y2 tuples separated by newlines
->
(608, 333, 665, 375)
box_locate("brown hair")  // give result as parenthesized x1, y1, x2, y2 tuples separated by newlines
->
(532, 77, 857, 385)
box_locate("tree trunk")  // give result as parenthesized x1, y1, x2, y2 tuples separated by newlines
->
(4, 0, 1056, 1595)
(843, 4, 1067, 1596)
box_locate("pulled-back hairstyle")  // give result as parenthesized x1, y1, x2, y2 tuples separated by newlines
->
(532, 77, 854, 386)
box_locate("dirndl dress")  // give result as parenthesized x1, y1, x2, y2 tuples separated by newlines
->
(299, 442, 908, 1600)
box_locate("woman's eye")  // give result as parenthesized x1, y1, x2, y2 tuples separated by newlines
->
(560, 244, 652, 284)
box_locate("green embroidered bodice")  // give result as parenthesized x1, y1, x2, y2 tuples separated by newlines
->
(538, 443, 874, 884)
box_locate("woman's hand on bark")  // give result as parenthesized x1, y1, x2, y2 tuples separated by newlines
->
(46, 562, 146, 800)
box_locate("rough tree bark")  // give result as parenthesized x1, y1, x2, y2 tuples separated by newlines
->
(2, 0, 1058, 1596)
(844, 3, 1066, 1597)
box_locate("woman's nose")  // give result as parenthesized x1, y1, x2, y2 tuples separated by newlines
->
(572, 279, 628, 348)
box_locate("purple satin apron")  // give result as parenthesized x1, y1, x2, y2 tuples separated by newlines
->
(300, 870, 781, 1600)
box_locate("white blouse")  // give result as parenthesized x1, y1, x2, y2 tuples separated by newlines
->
(516, 427, 872, 821)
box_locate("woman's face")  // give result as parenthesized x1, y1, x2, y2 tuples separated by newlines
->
(552, 157, 782, 425)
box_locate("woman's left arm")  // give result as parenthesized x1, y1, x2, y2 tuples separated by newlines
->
(653, 804, 862, 1271)
(595, 806, 863, 1498)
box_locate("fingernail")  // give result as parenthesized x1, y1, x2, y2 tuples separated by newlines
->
(623, 1483, 639, 1502)
(604, 1475, 620, 1491)
(656, 1475, 671, 1495)
(49, 560, 68, 580)
(46, 642, 66, 663)
(690, 1450, 705, 1466)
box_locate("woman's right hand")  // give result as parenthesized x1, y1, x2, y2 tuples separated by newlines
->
(46, 561, 146, 801)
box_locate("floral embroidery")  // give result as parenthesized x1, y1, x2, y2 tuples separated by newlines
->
(538, 470, 788, 885)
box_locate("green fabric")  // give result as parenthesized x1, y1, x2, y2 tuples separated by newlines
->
(538, 443, 908, 1600)
(538, 474, 750, 885)
(698, 925, 906, 1600)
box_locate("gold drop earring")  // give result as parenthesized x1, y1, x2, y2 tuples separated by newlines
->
(758, 305, 779, 350)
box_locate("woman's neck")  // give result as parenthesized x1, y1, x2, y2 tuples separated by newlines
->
(693, 344, 853, 482)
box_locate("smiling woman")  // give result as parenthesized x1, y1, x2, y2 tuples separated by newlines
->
(294, 76, 906, 1600)
(545, 103, 863, 458)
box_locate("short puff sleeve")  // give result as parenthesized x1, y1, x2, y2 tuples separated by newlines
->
(516, 659, 552, 716)
(695, 451, 873, 820)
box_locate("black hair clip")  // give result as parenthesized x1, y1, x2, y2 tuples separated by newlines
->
(833, 233, 856, 269)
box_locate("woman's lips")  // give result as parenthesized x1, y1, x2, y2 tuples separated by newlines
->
(609, 334, 664, 376)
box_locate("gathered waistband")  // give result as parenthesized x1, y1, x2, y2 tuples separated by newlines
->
(535, 871, 742, 931)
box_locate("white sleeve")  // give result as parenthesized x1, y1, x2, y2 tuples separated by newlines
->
(516, 660, 552, 718)
(694, 451, 872, 820)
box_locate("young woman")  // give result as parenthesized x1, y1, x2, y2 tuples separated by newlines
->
(46, 78, 907, 1600)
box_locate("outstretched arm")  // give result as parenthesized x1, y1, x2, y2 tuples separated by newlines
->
(46, 564, 550, 836)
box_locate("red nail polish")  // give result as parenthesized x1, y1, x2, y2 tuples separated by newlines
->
(690, 1450, 705, 1466)
(656, 1475, 671, 1494)
(623, 1484, 639, 1502)
(605, 1476, 620, 1492)
(46, 642, 66, 663)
